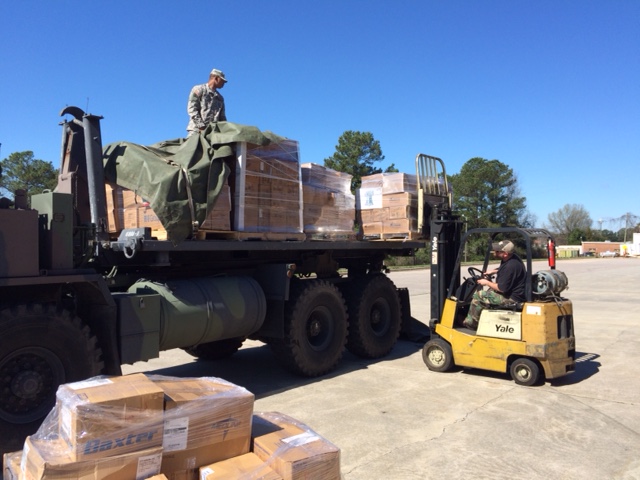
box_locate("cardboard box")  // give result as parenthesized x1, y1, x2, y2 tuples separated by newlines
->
(22, 437, 162, 480)
(153, 377, 254, 452)
(382, 192, 416, 208)
(200, 184, 231, 231)
(200, 453, 281, 480)
(301, 163, 352, 194)
(381, 173, 417, 194)
(3, 451, 21, 480)
(383, 219, 418, 234)
(146, 475, 169, 480)
(234, 141, 302, 233)
(251, 412, 340, 480)
(161, 440, 251, 480)
(57, 374, 165, 461)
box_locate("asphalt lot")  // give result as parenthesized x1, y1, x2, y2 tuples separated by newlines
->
(117, 257, 640, 479)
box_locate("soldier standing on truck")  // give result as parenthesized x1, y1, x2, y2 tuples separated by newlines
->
(186, 68, 227, 136)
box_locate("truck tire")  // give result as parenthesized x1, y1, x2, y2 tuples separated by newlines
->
(182, 337, 246, 360)
(0, 304, 104, 425)
(270, 279, 347, 377)
(343, 274, 401, 358)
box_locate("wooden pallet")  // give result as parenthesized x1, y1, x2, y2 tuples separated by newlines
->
(305, 232, 358, 242)
(195, 230, 306, 241)
(364, 232, 424, 241)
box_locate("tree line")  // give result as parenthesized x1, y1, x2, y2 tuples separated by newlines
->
(2, 134, 639, 246)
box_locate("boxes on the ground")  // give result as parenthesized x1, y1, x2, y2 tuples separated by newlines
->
(251, 412, 340, 480)
(200, 452, 281, 480)
(3, 451, 21, 480)
(155, 376, 253, 451)
(152, 376, 253, 480)
(301, 163, 355, 236)
(357, 173, 419, 238)
(234, 141, 302, 234)
(56, 374, 165, 461)
(22, 437, 162, 480)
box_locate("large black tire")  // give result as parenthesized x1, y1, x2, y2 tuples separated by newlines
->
(0, 304, 104, 425)
(343, 274, 401, 358)
(422, 338, 454, 372)
(510, 357, 541, 386)
(270, 279, 348, 377)
(182, 337, 246, 360)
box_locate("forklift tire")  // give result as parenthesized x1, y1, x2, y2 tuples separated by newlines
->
(422, 338, 453, 372)
(510, 358, 541, 386)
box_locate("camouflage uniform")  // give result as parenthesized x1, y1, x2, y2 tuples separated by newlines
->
(464, 288, 514, 329)
(186, 83, 226, 135)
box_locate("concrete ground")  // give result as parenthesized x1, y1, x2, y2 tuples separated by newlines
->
(118, 257, 640, 479)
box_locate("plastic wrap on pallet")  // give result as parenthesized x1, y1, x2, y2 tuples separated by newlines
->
(18, 437, 162, 480)
(200, 452, 282, 479)
(234, 141, 303, 234)
(3, 451, 21, 480)
(300, 163, 355, 236)
(300, 163, 352, 194)
(251, 412, 341, 480)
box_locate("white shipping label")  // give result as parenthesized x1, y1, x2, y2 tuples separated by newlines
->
(136, 452, 162, 480)
(163, 417, 190, 451)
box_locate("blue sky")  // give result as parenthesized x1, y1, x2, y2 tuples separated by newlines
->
(1, 1, 638, 230)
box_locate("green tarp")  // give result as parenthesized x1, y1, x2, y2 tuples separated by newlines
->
(102, 122, 286, 244)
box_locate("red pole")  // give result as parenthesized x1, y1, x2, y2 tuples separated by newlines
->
(548, 238, 556, 269)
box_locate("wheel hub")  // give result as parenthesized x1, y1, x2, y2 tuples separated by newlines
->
(429, 348, 445, 366)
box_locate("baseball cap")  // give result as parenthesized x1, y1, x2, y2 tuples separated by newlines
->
(492, 240, 514, 253)
(210, 68, 227, 82)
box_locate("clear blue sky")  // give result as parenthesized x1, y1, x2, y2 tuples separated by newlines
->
(1, 1, 638, 230)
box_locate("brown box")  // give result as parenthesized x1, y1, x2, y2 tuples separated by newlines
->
(301, 163, 352, 194)
(57, 374, 165, 461)
(382, 192, 416, 208)
(361, 222, 383, 235)
(3, 451, 21, 480)
(22, 437, 162, 480)
(200, 453, 281, 480)
(251, 412, 340, 480)
(234, 141, 302, 233)
(383, 219, 418, 234)
(200, 184, 231, 231)
(153, 377, 254, 452)
(387, 205, 417, 220)
(381, 173, 417, 194)
(146, 475, 169, 480)
(160, 441, 250, 480)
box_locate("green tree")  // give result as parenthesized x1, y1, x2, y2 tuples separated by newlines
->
(0, 151, 58, 198)
(545, 204, 592, 244)
(449, 157, 530, 230)
(324, 131, 393, 193)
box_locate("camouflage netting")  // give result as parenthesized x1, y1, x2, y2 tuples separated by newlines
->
(102, 122, 286, 244)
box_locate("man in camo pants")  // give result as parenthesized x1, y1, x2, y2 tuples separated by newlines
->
(463, 240, 527, 329)
(186, 68, 227, 136)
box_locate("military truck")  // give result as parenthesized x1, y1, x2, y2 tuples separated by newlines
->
(0, 108, 438, 439)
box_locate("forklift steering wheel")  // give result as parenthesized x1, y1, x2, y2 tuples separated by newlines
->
(467, 267, 486, 280)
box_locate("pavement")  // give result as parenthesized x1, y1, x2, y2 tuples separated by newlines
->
(118, 257, 640, 479)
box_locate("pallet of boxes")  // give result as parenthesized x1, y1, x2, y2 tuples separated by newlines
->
(104, 140, 308, 242)
(357, 173, 420, 239)
(3, 374, 341, 480)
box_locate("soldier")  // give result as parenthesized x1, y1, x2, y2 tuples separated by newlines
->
(463, 240, 527, 329)
(186, 68, 227, 136)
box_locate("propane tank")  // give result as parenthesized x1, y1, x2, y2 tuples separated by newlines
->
(533, 270, 568, 297)
(128, 276, 266, 350)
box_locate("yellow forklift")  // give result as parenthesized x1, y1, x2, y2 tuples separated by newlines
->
(415, 155, 576, 386)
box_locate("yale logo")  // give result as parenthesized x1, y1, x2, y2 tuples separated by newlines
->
(83, 430, 159, 454)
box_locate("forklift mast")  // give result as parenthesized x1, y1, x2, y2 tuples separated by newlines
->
(415, 154, 463, 323)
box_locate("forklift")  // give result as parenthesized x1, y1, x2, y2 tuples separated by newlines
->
(415, 155, 576, 386)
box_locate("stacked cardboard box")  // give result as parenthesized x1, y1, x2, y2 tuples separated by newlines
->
(357, 173, 420, 238)
(249, 412, 341, 480)
(153, 376, 254, 480)
(105, 183, 232, 240)
(233, 140, 302, 234)
(300, 163, 355, 238)
(5, 375, 340, 480)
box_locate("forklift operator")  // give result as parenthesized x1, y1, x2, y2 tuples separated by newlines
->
(463, 240, 527, 329)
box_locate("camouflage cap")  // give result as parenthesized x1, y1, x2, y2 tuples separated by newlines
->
(492, 240, 514, 253)
(210, 68, 227, 82)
